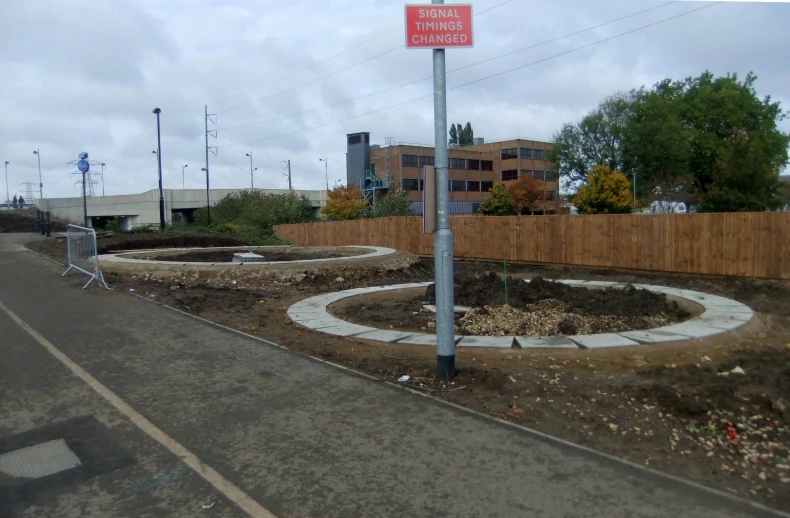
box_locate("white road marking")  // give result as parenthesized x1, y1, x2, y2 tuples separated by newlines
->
(0, 300, 278, 518)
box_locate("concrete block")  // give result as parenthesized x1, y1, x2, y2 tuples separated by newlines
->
(313, 323, 377, 337)
(694, 317, 749, 331)
(396, 334, 463, 346)
(618, 330, 690, 344)
(352, 329, 418, 343)
(651, 322, 725, 339)
(577, 281, 625, 288)
(569, 334, 641, 349)
(456, 336, 516, 349)
(515, 336, 579, 349)
(293, 318, 346, 329)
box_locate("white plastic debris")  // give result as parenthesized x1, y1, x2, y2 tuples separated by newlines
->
(397, 375, 410, 383)
(730, 366, 746, 375)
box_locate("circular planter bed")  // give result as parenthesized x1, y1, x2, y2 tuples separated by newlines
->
(287, 279, 754, 349)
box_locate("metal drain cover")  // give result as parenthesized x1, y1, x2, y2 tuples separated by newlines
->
(0, 439, 82, 479)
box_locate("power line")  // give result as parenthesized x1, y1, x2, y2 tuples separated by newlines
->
(220, 1, 676, 132)
(216, 0, 515, 115)
(212, 153, 282, 189)
(225, 1, 719, 146)
(213, 0, 513, 107)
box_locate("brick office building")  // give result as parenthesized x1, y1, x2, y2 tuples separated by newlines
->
(347, 133, 560, 214)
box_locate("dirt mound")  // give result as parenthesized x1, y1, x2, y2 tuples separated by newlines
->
(456, 300, 675, 336)
(97, 234, 248, 254)
(0, 212, 66, 233)
(425, 273, 686, 319)
(149, 250, 345, 263)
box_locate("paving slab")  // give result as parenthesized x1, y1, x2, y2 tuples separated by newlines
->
(652, 321, 727, 338)
(569, 333, 641, 349)
(456, 336, 516, 349)
(396, 333, 463, 346)
(515, 336, 579, 348)
(351, 329, 418, 343)
(306, 322, 377, 337)
(619, 329, 691, 344)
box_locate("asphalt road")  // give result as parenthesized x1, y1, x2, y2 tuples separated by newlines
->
(0, 232, 785, 518)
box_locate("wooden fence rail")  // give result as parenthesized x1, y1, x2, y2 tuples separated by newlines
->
(274, 213, 790, 279)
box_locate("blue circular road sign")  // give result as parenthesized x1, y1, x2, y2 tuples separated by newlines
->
(77, 159, 90, 173)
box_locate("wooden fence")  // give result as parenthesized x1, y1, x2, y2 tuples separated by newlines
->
(274, 213, 790, 279)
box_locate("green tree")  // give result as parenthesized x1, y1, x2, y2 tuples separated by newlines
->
(449, 122, 475, 146)
(548, 93, 632, 184)
(551, 72, 789, 212)
(573, 164, 633, 214)
(370, 185, 413, 218)
(479, 183, 517, 216)
(461, 122, 474, 146)
(321, 185, 366, 220)
(449, 124, 459, 146)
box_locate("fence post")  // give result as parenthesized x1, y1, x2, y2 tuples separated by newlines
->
(45, 212, 51, 237)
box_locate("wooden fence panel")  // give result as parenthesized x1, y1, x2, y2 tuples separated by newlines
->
(273, 212, 790, 279)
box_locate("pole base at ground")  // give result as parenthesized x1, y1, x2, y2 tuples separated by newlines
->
(436, 354, 456, 380)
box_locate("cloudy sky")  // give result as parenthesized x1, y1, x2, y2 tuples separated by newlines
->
(1, 0, 788, 200)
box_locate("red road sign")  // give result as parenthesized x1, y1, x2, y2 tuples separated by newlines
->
(405, 4, 473, 49)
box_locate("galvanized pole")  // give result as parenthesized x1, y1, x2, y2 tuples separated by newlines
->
(204, 105, 212, 225)
(287, 160, 292, 190)
(432, 0, 455, 380)
(35, 149, 43, 199)
(153, 108, 165, 230)
(632, 173, 637, 209)
(4, 161, 9, 205)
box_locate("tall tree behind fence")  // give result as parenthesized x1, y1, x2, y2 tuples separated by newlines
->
(274, 213, 790, 279)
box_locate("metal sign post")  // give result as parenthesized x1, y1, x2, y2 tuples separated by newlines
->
(406, 1, 473, 380)
(77, 154, 90, 227)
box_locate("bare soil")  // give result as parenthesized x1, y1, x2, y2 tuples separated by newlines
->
(148, 249, 345, 262)
(342, 275, 687, 336)
(0, 212, 66, 233)
(24, 236, 790, 508)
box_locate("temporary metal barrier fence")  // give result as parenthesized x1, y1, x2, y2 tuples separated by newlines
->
(62, 224, 110, 289)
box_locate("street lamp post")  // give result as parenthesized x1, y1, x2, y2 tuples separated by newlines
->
(32, 149, 42, 199)
(631, 173, 637, 211)
(201, 168, 211, 225)
(182, 164, 188, 190)
(4, 161, 9, 205)
(153, 108, 165, 229)
(245, 153, 254, 189)
(101, 163, 106, 196)
(319, 158, 329, 190)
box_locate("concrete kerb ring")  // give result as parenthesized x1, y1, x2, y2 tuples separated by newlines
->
(287, 280, 755, 350)
(99, 245, 397, 267)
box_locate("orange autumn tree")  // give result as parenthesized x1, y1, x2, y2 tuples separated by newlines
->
(507, 175, 549, 214)
(320, 185, 367, 220)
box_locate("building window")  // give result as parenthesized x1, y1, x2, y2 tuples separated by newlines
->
(502, 170, 518, 181)
(481, 181, 494, 192)
(402, 155, 418, 167)
(418, 155, 435, 167)
(402, 179, 421, 191)
(364, 134, 370, 143)
(450, 180, 466, 191)
(533, 149, 544, 160)
(533, 171, 545, 181)
(544, 171, 558, 182)
(348, 135, 361, 145)
(467, 181, 480, 192)
(450, 158, 467, 170)
(519, 169, 533, 177)
(481, 160, 493, 171)
(546, 191, 557, 201)
(520, 148, 532, 159)
(501, 148, 517, 160)
(468, 159, 480, 171)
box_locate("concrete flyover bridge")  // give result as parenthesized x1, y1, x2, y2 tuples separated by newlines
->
(35, 188, 328, 230)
